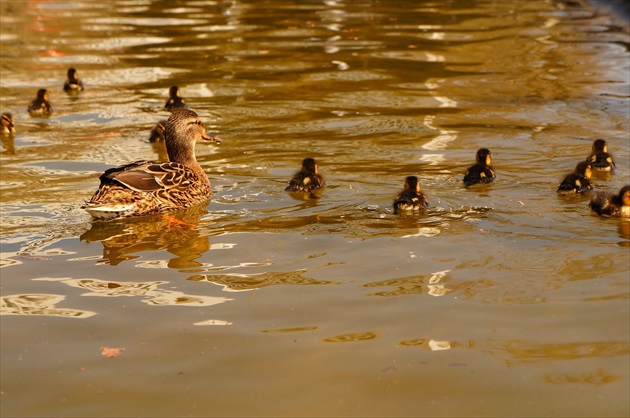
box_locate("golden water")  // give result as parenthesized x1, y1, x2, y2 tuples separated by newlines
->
(1, 0, 629, 416)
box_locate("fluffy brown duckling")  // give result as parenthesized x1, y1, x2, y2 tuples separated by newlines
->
(164, 86, 187, 111)
(148, 119, 167, 142)
(463, 148, 496, 187)
(589, 185, 630, 217)
(285, 158, 325, 192)
(28, 89, 52, 116)
(1, 113, 16, 134)
(557, 161, 593, 194)
(585, 139, 615, 172)
(63, 67, 84, 93)
(393, 176, 429, 213)
(83, 109, 221, 220)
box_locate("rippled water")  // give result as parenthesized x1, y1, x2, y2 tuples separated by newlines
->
(1, 0, 629, 416)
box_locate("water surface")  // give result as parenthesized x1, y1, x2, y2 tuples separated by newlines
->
(1, 0, 629, 416)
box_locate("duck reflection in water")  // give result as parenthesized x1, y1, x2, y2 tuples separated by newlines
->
(80, 204, 210, 268)
(1, 135, 16, 155)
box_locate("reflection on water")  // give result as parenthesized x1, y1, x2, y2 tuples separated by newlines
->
(323, 331, 380, 343)
(194, 269, 335, 291)
(364, 269, 452, 297)
(1, 294, 96, 318)
(1, 0, 629, 416)
(544, 369, 619, 386)
(79, 204, 210, 267)
(1, 134, 15, 155)
(398, 338, 629, 364)
(399, 338, 455, 351)
(34, 276, 232, 307)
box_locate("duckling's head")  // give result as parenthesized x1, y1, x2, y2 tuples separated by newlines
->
(169, 86, 181, 98)
(592, 139, 608, 153)
(301, 158, 318, 174)
(1, 113, 14, 128)
(164, 109, 219, 163)
(575, 161, 592, 178)
(476, 148, 492, 166)
(619, 185, 630, 207)
(36, 89, 49, 101)
(67, 67, 78, 80)
(404, 176, 421, 193)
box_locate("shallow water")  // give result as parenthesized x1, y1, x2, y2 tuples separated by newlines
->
(1, 0, 629, 416)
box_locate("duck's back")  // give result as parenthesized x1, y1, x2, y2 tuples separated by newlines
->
(557, 173, 592, 193)
(285, 171, 325, 192)
(84, 160, 211, 219)
(588, 152, 615, 171)
(590, 191, 623, 216)
(464, 164, 495, 186)
(393, 190, 428, 212)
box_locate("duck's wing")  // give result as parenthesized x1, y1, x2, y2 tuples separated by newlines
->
(101, 161, 193, 192)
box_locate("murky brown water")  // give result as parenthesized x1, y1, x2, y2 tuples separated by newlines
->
(1, 0, 629, 416)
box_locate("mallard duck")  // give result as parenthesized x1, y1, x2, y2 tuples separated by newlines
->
(164, 86, 187, 111)
(1, 113, 15, 134)
(589, 185, 630, 217)
(586, 139, 615, 172)
(63, 67, 84, 93)
(463, 148, 496, 186)
(148, 119, 167, 142)
(82, 109, 221, 220)
(557, 161, 593, 194)
(393, 176, 429, 213)
(285, 158, 325, 192)
(27, 89, 52, 116)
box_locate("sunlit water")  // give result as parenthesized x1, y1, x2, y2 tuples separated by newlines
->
(1, 0, 629, 416)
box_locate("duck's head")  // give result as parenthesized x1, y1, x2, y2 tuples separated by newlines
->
(36, 89, 49, 101)
(301, 158, 319, 174)
(476, 148, 492, 166)
(592, 139, 608, 153)
(575, 161, 592, 178)
(404, 176, 421, 193)
(619, 185, 630, 207)
(1, 113, 15, 130)
(67, 67, 78, 81)
(165, 109, 220, 162)
(169, 86, 181, 98)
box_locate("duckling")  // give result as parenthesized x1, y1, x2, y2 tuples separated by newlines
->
(63, 67, 84, 93)
(589, 185, 630, 217)
(27, 89, 52, 116)
(148, 119, 167, 142)
(164, 86, 187, 111)
(285, 158, 325, 192)
(82, 109, 221, 220)
(1, 113, 15, 134)
(585, 139, 615, 172)
(463, 148, 496, 187)
(393, 176, 429, 213)
(557, 161, 593, 194)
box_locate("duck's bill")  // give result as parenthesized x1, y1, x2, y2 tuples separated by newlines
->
(202, 131, 221, 144)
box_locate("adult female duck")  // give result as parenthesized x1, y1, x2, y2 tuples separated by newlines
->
(83, 109, 220, 220)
